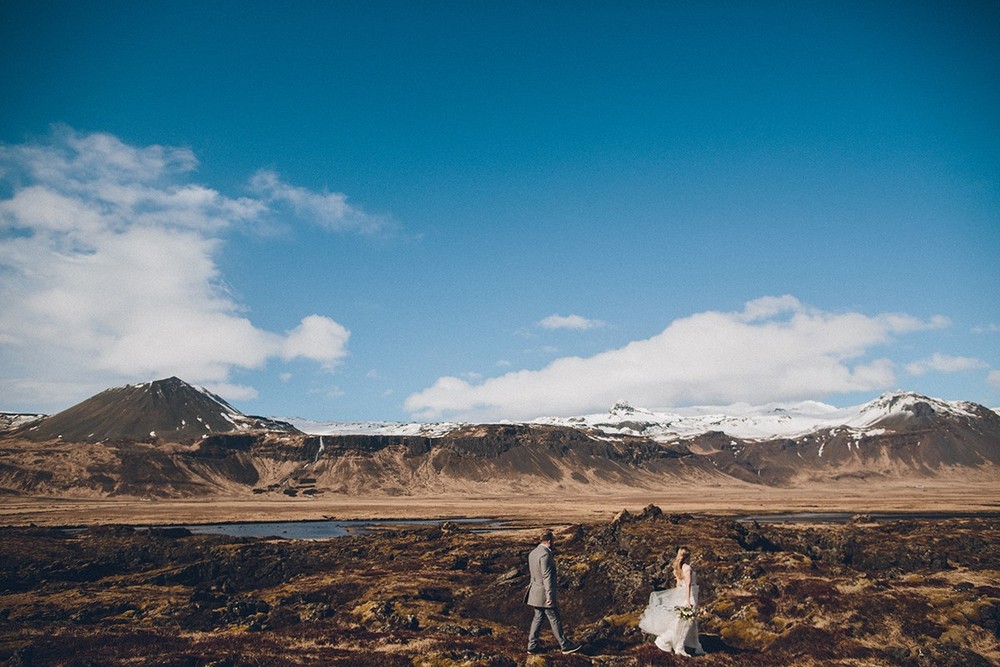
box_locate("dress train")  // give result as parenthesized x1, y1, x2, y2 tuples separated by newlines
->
(638, 585, 705, 656)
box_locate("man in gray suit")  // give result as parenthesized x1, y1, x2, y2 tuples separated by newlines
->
(525, 529, 581, 654)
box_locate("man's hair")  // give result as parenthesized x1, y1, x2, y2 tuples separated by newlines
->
(540, 529, 554, 543)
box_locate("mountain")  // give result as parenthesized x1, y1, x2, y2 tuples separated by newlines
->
(12, 377, 298, 444)
(0, 384, 997, 498)
(535, 392, 1000, 441)
(288, 392, 999, 443)
(284, 391, 1000, 487)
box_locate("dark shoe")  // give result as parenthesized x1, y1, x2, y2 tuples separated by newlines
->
(561, 643, 582, 654)
(527, 647, 545, 654)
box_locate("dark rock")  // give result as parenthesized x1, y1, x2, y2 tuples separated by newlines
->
(438, 623, 492, 636)
(610, 508, 632, 526)
(303, 603, 336, 621)
(224, 596, 270, 622)
(367, 600, 419, 633)
(920, 643, 994, 667)
(732, 521, 780, 552)
(264, 605, 299, 630)
(6, 646, 33, 667)
(636, 504, 663, 520)
(976, 600, 1000, 639)
(882, 646, 916, 666)
(495, 568, 521, 585)
(418, 587, 454, 603)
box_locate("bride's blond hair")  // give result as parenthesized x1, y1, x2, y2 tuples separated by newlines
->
(673, 546, 691, 583)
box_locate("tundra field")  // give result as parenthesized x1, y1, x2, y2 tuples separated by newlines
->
(2, 492, 1000, 667)
(1, 476, 1000, 527)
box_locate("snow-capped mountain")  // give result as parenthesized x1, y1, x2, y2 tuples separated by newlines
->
(534, 392, 992, 441)
(288, 391, 990, 442)
(1, 382, 998, 497)
(283, 417, 459, 438)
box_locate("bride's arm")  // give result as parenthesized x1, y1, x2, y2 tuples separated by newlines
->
(682, 563, 693, 607)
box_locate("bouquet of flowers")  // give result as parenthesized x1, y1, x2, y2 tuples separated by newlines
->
(674, 605, 696, 620)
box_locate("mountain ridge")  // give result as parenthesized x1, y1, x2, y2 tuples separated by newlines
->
(4, 379, 995, 443)
(1, 379, 997, 499)
(285, 391, 997, 442)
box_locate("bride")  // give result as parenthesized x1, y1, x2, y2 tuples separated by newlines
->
(638, 546, 706, 656)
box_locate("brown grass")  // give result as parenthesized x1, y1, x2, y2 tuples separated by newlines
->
(2, 476, 999, 527)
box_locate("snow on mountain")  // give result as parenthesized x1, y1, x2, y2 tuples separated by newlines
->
(283, 417, 461, 438)
(288, 391, 986, 442)
(840, 392, 980, 429)
(534, 392, 986, 441)
(0, 413, 46, 432)
(531, 398, 848, 440)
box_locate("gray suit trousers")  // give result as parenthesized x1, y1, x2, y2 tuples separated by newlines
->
(528, 605, 569, 650)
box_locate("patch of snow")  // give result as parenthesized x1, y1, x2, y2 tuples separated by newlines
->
(284, 418, 462, 438)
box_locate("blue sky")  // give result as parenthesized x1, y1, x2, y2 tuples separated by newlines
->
(1, 1, 998, 421)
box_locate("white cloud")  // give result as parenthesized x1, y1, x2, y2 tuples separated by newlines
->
(405, 296, 947, 421)
(988, 370, 1000, 390)
(973, 324, 1000, 334)
(0, 127, 360, 409)
(250, 170, 389, 235)
(738, 294, 801, 322)
(281, 315, 350, 369)
(905, 353, 987, 375)
(539, 314, 605, 331)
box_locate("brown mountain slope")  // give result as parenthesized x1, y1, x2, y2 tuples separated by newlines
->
(14, 377, 298, 444)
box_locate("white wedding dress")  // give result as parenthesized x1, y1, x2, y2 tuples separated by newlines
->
(638, 569, 705, 656)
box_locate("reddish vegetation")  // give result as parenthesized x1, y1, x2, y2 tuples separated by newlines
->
(2, 508, 998, 666)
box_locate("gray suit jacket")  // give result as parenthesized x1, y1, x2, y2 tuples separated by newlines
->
(525, 543, 558, 608)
